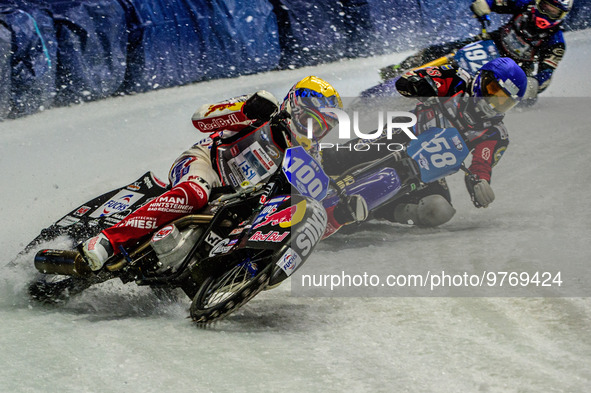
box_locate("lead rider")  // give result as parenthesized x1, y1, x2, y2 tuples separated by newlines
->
(81, 76, 356, 271)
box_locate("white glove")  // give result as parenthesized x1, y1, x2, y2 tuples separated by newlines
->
(471, 0, 491, 17)
(473, 180, 495, 208)
(466, 175, 495, 208)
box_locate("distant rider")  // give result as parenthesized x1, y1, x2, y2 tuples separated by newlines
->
(324, 57, 528, 227)
(81, 76, 361, 271)
(380, 0, 571, 100)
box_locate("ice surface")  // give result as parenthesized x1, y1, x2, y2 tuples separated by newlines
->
(1, 30, 590, 393)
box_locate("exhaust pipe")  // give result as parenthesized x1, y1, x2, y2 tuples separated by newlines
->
(34, 249, 92, 277)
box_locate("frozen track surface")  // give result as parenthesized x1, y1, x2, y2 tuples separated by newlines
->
(1, 30, 590, 393)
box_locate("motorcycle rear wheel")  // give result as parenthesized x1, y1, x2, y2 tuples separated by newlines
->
(28, 273, 93, 304)
(190, 254, 274, 325)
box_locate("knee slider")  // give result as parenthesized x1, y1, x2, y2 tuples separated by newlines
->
(416, 194, 455, 227)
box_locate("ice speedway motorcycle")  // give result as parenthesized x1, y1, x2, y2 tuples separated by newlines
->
(360, 23, 537, 101)
(23, 114, 472, 324)
(26, 122, 333, 324)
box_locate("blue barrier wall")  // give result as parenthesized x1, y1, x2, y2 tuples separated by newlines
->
(49, 0, 128, 105)
(0, 23, 11, 119)
(270, 0, 368, 67)
(564, 0, 591, 30)
(0, 0, 280, 118)
(266, 0, 589, 64)
(0, 0, 589, 119)
(1, 1, 57, 118)
(119, 0, 280, 93)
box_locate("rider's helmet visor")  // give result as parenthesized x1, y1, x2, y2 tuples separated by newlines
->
(538, 0, 565, 20)
(480, 72, 519, 113)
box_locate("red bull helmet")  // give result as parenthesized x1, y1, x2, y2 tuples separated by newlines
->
(533, 0, 573, 29)
(281, 76, 343, 141)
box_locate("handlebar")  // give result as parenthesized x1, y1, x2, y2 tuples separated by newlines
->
(479, 15, 490, 39)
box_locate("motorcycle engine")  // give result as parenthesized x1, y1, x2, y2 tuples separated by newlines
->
(149, 224, 202, 273)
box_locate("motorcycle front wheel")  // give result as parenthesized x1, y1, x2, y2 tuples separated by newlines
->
(190, 251, 274, 325)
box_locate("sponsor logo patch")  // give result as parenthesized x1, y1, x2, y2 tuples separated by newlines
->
(209, 238, 235, 256)
(276, 248, 302, 276)
(90, 190, 144, 218)
(248, 230, 289, 242)
(152, 225, 174, 242)
(74, 206, 91, 216)
(295, 207, 327, 256)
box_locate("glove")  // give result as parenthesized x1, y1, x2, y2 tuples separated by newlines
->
(407, 75, 438, 97)
(470, 0, 490, 18)
(242, 90, 279, 121)
(470, 0, 491, 27)
(465, 174, 495, 208)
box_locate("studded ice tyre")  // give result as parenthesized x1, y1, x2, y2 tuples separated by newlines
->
(190, 260, 273, 325)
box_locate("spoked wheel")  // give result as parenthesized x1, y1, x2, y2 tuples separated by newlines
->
(190, 252, 274, 325)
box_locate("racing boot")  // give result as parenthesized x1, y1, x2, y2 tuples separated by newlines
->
(334, 194, 369, 225)
(81, 233, 114, 271)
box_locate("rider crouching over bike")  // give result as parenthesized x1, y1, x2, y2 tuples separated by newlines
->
(380, 0, 571, 101)
(81, 76, 363, 271)
(324, 57, 527, 227)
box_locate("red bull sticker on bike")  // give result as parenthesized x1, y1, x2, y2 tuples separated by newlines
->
(253, 199, 306, 229)
(248, 230, 289, 242)
(276, 247, 302, 276)
(89, 190, 144, 218)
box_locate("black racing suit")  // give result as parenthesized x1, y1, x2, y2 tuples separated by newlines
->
(385, 1, 566, 93)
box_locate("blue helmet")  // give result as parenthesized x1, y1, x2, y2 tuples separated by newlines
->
(471, 57, 528, 116)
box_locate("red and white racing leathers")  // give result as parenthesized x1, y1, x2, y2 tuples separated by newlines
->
(102, 93, 261, 254)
